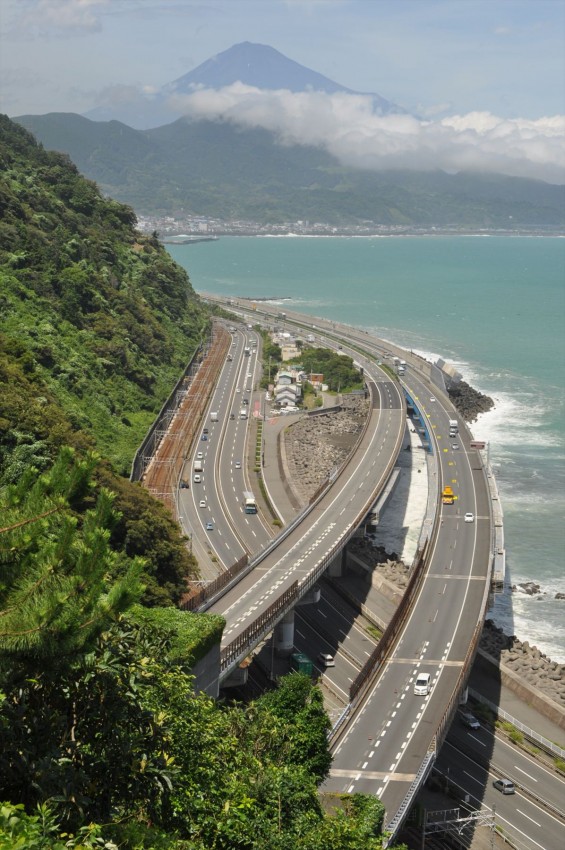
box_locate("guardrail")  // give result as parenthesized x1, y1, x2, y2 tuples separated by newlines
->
(348, 539, 429, 704)
(214, 380, 406, 679)
(384, 747, 436, 847)
(219, 582, 298, 673)
(181, 554, 249, 612)
(468, 687, 565, 759)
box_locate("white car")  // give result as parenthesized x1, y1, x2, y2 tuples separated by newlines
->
(199, 500, 206, 508)
(429, 396, 436, 402)
(234, 460, 241, 469)
(451, 443, 459, 450)
(464, 512, 475, 523)
(317, 652, 335, 668)
(197, 451, 204, 459)
(236, 387, 241, 393)
(193, 474, 201, 483)
(414, 673, 431, 695)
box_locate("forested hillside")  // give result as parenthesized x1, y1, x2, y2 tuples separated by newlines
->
(0, 116, 402, 849)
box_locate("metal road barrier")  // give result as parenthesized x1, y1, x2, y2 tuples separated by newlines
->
(384, 748, 436, 847)
(348, 539, 429, 705)
(219, 582, 298, 674)
(191, 378, 394, 615)
(181, 554, 249, 612)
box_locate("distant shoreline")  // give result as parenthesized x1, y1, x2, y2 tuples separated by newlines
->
(162, 229, 563, 241)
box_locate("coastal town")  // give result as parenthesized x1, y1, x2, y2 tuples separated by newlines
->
(136, 212, 554, 240)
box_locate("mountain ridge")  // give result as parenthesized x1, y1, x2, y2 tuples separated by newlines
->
(14, 111, 565, 228)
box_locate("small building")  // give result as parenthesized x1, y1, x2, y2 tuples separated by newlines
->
(276, 371, 294, 386)
(309, 373, 324, 387)
(281, 344, 301, 361)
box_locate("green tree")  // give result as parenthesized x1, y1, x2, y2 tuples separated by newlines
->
(252, 673, 332, 782)
(0, 447, 144, 660)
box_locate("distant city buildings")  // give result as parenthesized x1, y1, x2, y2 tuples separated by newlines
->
(135, 212, 448, 239)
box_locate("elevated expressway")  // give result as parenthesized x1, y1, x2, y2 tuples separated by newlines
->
(206, 356, 406, 679)
(200, 298, 495, 839)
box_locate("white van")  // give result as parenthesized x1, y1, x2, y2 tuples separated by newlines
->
(414, 673, 431, 695)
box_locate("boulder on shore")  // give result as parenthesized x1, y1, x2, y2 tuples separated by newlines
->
(448, 380, 494, 423)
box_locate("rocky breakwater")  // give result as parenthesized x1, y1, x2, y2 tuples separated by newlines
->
(283, 397, 369, 507)
(479, 620, 565, 717)
(448, 380, 494, 422)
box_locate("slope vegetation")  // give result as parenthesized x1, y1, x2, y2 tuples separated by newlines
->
(0, 114, 209, 604)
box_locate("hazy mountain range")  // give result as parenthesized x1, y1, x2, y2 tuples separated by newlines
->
(13, 43, 565, 228)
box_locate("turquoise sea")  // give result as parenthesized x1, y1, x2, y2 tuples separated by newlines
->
(168, 236, 565, 662)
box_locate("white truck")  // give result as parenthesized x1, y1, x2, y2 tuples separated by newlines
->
(243, 491, 257, 514)
(210, 411, 219, 422)
(449, 418, 458, 437)
(193, 460, 203, 473)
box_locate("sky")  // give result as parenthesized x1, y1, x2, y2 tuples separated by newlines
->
(1, 0, 564, 183)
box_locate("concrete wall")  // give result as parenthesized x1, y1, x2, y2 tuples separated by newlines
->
(475, 649, 565, 731)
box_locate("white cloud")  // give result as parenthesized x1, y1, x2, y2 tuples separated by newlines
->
(167, 85, 565, 184)
(14, 0, 108, 35)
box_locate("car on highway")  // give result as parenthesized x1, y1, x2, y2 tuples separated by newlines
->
(205, 521, 214, 531)
(230, 412, 235, 420)
(317, 652, 335, 667)
(199, 499, 206, 508)
(236, 387, 241, 393)
(203, 428, 209, 434)
(451, 443, 459, 450)
(429, 396, 436, 402)
(197, 451, 203, 459)
(180, 479, 189, 489)
(464, 512, 475, 523)
(234, 460, 241, 469)
(493, 779, 515, 795)
(193, 474, 202, 483)
(201, 434, 208, 441)
(460, 711, 480, 730)
(242, 398, 249, 405)
(414, 673, 431, 695)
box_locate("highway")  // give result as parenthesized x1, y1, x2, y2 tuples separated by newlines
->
(178, 326, 272, 572)
(437, 732, 565, 850)
(189, 300, 495, 838)
(207, 363, 406, 660)
(185, 301, 565, 848)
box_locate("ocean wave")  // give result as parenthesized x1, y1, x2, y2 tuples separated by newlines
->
(487, 597, 565, 663)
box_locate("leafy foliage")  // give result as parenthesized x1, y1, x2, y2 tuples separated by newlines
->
(0, 114, 209, 474)
(0, 447, 143, 660)
(292, 347, 364, 392)
(0, 616, 401, 849)
(0, 115, 203, 601)
(0, 115, 403, 850)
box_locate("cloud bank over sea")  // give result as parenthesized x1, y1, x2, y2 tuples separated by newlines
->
(169, 85, 565, 185)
